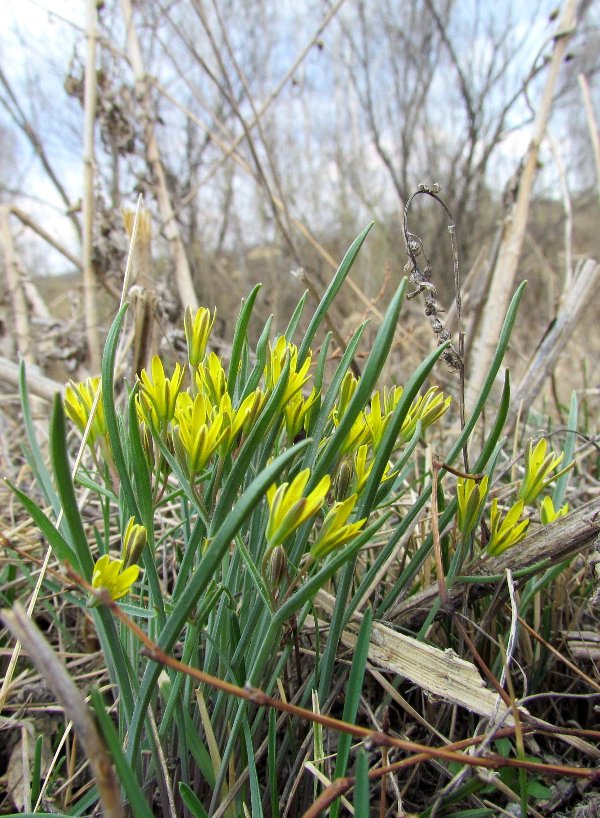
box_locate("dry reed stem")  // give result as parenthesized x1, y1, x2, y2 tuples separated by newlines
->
(1, 603, 125, 818)
(467, 0, 577, 410)
(120, 0, 198, 311)
(82, 0, 100, 371)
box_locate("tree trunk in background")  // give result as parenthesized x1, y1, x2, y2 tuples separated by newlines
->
(466, 0, 577, 411)
(120, 0, 199, 312)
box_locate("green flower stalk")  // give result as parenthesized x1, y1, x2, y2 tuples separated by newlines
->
(184, 306, 215, 368)
(486, 498, 530, 556)
(121, 516, 148, 568)
(456, 475, 489, 538)
(266, 468, 330, 549)
(539, 496, 569, 525)
(518, 438, 573, 506)
(90, 554, 141, 603)
(310, 494, 366, 560)
(64, 376, 107, 447)
(137, 355, 185, 432)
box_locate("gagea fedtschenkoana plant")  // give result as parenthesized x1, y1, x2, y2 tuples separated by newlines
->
(11, 224, 578, 817)
(65, 304, 451, 601)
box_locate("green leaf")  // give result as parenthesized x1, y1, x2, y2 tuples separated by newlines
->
(101, 303, 140, 523)
(5, 480, 78, 568)
(243, 718, 264, 818)
(49, 395, 94, 578)
(285, 289, 308, 342)
(268, 709, 280, 818)
(126, 439, 311, 764)
(228, 283, 261, 398)
(19, 361, 60, 516)
(89, 688, 155, 818)
(313, 277, 407, 483)
(299, 222, 373, 362)
(358, 339, 449, 518)
(352, 747, 370, 815)
(179, 783, 209, 818)
(331, 608, 372, 818)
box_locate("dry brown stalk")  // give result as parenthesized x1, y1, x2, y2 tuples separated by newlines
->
(120, 0, 198, 311)
(1, 604, 125, 818)
(65, 564, 600, 785)
(0, 205, 33, 363)
(508, 258, 600, 431)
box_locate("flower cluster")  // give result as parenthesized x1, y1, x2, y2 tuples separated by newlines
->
(64, 306, 454, 601)
(454, 436, 573, 558)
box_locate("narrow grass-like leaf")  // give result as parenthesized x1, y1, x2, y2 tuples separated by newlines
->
(299, 222, 373, 362)
(312, 278, 406, 483)
(243, 718, 264, 818)
(89, 687, 155, 818)
(238, 314, 273, 402)
(235, 534, 273, 611)
(553, 391, 577, 508)
(330, 607, 372, 818)
(211, 357, 292, 534)
(5, 481, 78, 567)
(285, 289, 308, 342)
(101, 303, 140, 523)
(352, 747, 369, 815)
(126, 388, 154, 529)
(49, 395, 94, 579)
(179, 782, 209, 818)
(19, 362, 61, 515)
(299, 321, 367, 479)
(228, 283, 261, 398)
(268, 709, 280, 818)
(127, 439, 310, 763)
(358, 340, 449, 518)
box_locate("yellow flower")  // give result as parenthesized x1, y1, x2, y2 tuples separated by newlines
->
(333, 410, 371, 456)
(456, 475, 489, 538)
(398, 387, 451, 446)
(265, 337, 312, 406)
(184, 306, 215, 368)
(310, 494, 366, 560)
(121, 516, 147, 568)
(284, 387, 319, 441)
(172, 392, 226, 478)
(365, 391, 386, 450)
(196, 352, 228, 407)
(266, 468, 330, 548)
(337, 372, 359, 416)
(518, 438, 573, 507)
(486, 498, 530, 557)
(350, 444, 393, 496)
(64, 376, 107, 446)
(91, 554, 140, 602)
(539, 496, 569, 525)
(137, 355, 185, 432)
